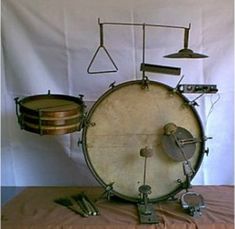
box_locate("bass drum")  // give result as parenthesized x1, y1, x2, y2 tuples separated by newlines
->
(82, 80, 205, 202)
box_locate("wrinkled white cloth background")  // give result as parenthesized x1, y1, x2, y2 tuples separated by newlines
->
(1, 0, 234, 186)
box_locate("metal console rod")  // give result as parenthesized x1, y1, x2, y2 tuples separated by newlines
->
(88, 18, 198, 75)
(97, 19, 190, 80)
(98, 18, 190, 30)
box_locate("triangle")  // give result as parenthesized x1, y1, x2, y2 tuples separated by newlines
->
(87, 46, 118, 74)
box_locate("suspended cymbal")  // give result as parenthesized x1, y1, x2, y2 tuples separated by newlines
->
(164, 48, 208, 59)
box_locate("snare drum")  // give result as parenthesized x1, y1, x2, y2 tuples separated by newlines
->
(82, 80, 205, 202)
(16, 94, 84, 135)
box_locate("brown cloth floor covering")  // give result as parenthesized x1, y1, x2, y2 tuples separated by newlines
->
(1, 186, 234, 229)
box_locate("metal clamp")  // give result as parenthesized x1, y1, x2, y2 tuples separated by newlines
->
(96, 182, 115, 202)
(14, 97, 24, 129)
(141, 76, 150, 90)
(14, 97, 20, 123)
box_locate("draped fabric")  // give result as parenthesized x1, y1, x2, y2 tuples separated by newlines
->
(1, 186, 234, 228)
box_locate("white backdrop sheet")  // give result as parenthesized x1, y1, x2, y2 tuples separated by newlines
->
(1, 0, 234, 186)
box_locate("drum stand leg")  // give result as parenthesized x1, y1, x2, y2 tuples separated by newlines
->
(95, 182, 114, 202)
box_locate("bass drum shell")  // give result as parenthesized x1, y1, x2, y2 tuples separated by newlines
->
(82, 80, 205, 202)
(18, 94, 84, 135)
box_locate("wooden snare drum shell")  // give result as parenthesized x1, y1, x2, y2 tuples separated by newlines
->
(17, 94, 84, 135)
(82, 80, 205, 203)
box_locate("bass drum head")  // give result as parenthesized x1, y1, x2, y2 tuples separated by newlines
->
(82, 80, 205, 202)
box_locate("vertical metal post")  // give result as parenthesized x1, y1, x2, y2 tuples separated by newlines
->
(184, 24, 191, 49)
(143, 157, 147, 185)
(142, 24, 146, 80)
(98, 18, 104, 47)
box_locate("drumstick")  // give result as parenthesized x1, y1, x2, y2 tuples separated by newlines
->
(72, 194, 96, 216)
(81, 193, 100, 215)
(72, 194, 92, 215)
(81, 196, 95, 215)
(54, 197, 88, 217)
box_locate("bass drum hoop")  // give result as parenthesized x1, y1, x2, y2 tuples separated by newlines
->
(82, 80, 205, 203)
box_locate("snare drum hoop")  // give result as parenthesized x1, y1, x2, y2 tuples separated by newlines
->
(18, 94, 85, 134)
(19, 94, 84, 116)
(82, 80, 205, 203)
